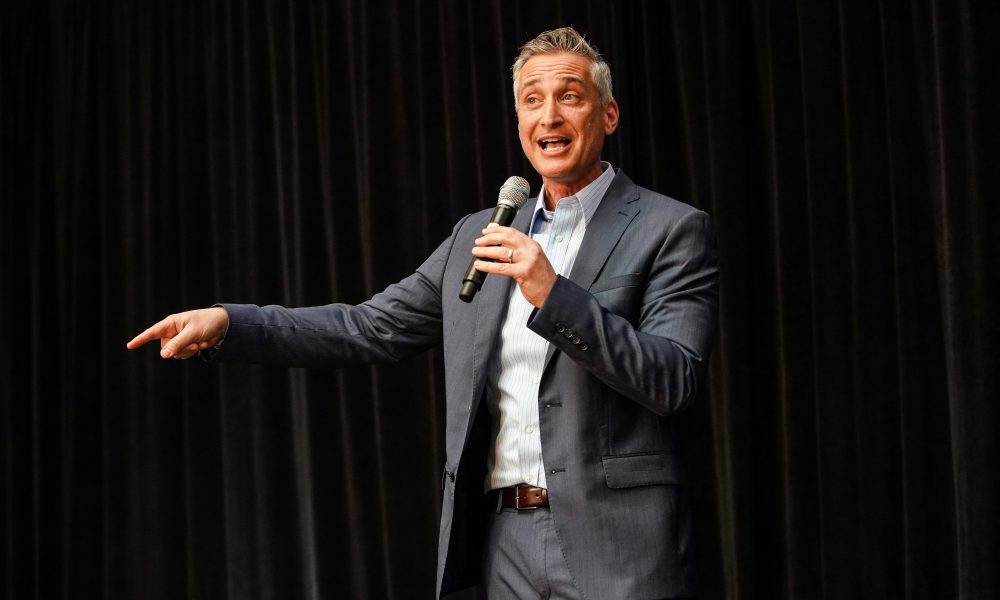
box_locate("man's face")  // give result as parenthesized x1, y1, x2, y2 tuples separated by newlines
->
(516, 52, 619, 195)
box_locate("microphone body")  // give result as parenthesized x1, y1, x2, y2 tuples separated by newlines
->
(459, 177, 530, 302)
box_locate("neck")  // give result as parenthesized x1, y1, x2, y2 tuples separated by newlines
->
(542, 162, 603, 210)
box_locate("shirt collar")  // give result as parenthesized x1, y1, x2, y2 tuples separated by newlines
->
(531, 161, 615, 230)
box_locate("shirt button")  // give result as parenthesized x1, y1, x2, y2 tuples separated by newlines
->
(532, 375, 540, 385)
(525, 425, 534, 434)
(555, 234, 565, 243)
(525, 475, 534, 484)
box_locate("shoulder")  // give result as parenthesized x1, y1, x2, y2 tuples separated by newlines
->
(442, 207, 498, 256)
(609, 170, 713, 231)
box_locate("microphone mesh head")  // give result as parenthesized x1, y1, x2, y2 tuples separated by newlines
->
(497, 176, 531, 209)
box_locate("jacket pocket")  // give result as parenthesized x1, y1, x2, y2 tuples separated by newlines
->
(602, 452, 682, 488)
(589, 272, 642, 294)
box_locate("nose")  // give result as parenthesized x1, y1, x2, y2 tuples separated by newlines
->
(541, 98, 563, 128)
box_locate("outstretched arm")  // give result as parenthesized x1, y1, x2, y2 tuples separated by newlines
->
(126, 306, 230, 359)
(125, 214, 467, 366)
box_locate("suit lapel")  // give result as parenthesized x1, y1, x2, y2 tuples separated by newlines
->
(466, 201, 537, 443)
(543, 171, 641, 366)
(566, 171, 641, 289)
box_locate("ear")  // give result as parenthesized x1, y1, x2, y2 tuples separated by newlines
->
(603, 99, 620, 135)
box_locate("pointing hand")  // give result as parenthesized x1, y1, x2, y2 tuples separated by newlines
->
(126, 307, 230, 359)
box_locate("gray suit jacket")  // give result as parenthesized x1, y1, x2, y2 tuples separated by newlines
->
(213, 170, 718, 599)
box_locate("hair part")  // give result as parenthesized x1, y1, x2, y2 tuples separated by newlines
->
(511, 27, 614, 111)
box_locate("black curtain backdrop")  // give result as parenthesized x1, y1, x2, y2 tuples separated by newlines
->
(2, 1, 998, 598)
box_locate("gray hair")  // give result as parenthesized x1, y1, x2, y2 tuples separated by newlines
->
(511, 27, 614, 111)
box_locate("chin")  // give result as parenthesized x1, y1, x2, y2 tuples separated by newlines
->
(533, 159, 574, 178)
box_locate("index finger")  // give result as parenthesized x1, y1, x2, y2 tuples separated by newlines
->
(126, 318, 174, 350)
(475, 226, 523, 245)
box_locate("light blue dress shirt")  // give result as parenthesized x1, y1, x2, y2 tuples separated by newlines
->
(486, 162, 616, 491)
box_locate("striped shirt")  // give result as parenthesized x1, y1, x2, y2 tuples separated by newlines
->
(485, 162, 616, 491)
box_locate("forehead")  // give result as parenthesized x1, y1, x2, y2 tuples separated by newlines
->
(517, 52, 594, 90)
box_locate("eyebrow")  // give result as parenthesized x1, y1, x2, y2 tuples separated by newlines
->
(520, 75, 587, 92)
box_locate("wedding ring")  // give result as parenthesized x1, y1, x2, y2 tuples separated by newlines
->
(506, 248, 514, 263)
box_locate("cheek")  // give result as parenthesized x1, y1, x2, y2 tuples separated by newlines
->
(517, 125, 533, 150)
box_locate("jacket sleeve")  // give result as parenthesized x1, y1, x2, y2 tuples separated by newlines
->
(527, 209, 718, 416)
(206, 216, 468, 369)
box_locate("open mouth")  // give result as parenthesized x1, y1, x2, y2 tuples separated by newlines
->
(539, 137, 571, 152)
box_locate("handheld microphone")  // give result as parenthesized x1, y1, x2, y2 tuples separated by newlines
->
(459, 176, 531, 302)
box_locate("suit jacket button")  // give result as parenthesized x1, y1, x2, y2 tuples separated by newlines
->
(555, 323, 566, 333)
(579, 343, 589, 351)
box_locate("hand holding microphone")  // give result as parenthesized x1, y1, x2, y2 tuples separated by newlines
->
(459, 176, 530, 302)
(459, 176, 557, 308)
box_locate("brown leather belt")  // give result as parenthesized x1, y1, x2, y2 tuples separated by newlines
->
(499, 484, 549, 510)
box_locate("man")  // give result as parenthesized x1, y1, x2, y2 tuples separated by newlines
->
(128, 27, 717, 599)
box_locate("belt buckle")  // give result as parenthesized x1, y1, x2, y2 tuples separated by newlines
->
(514, 486, 538, 511)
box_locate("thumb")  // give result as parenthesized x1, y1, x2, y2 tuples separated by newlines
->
(159, 319, 199, 359)
(160, 325, 195, 358)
